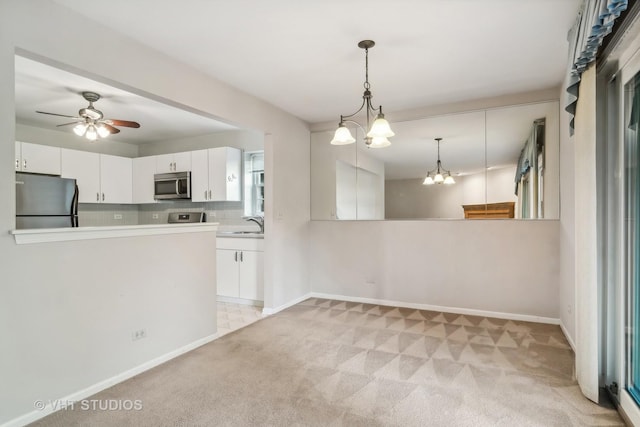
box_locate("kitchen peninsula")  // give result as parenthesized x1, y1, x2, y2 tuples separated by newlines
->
(10, 222, 218, 244)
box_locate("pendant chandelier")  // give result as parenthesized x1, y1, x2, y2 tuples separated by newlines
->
(423, 138, 455, 185)
(330, 40, 394, 148)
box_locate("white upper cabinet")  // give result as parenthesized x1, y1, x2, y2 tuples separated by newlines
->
(191, 147, 242, 202)
(61, 148, 132, 204)
(132, 156, 157, 204)
(191, 149, 210, 202)
(100, 154, 132, 204)
(61, 149, 100, 203)
(156, 151, 191, 173)
(15, 141, 61, 175)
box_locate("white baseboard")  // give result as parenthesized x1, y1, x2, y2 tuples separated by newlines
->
(559, 322, 576, 352)
(217, 295, 263, 307)
(262, 293, 313, 316)
(2, 333, 219, 427)
(309, 292, 561, 325)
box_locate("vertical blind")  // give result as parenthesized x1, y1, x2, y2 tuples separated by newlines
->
(565, 0, 628, 134)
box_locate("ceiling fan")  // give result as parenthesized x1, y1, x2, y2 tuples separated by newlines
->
(36, 91, 140, 141)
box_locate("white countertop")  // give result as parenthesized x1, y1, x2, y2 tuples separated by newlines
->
(10, 222, 219, 245)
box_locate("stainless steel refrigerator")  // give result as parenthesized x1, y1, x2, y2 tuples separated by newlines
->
(15, 172, 79, 229)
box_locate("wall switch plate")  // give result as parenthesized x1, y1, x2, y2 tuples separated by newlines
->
(132, 329, 147, 341)
(114, 214, 123, 220)
(152, 214, 159, 219)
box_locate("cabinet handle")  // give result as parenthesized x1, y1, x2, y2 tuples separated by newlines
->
(97, 192, 100, 202)
(15, 159, 19, 169)
(23, 159, 27, 169)
(234, 251, 238, 262)
(204, 190, 208, 200)
(209, 190, 212, 199)
(240, 251, 243, 262)
(102, 193, 105, 201)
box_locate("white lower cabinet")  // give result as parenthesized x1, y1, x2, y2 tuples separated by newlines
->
(216, 237, 264, 301)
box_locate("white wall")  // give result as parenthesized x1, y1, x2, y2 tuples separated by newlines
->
(0, 1, 310, 424)
(138, 129, 264, 156)
(309, 219, 560, 319)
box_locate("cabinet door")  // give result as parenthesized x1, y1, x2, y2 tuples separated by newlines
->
(209, 147, 242, 201)
(156, 154, 174, 173)
(217, 249, 240, 297)
(238, 250, 263, 301)
(100, 154, 132, 204)
(15, 141, 21, 171)
(132, 156, 157, 204)
(190, 149, 209, 202)
(61, 148, 100, 203)
(225, 147, 242, 202)
(20, 142, 61, 175)
(208, 147, 227, 201)
(173, 151, 191, 172)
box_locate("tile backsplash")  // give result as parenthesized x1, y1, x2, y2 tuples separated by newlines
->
(78, 201, 255, 231)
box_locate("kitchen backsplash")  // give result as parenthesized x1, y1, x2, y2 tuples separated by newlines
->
(78, 201, 251, 230)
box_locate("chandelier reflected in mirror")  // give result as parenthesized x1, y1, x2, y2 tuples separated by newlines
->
(330, 40, 394, 148)
(423, 137, 455, 185)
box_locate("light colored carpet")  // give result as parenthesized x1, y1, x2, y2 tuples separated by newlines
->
(31, 298, 625, 426)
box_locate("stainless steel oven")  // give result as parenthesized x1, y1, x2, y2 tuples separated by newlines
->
(154, 171, 191, 200)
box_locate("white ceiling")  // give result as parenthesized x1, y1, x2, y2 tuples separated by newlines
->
(15, 1, 579, 176)
(15, 56, 237, 144)
(53, 0, 581, 123)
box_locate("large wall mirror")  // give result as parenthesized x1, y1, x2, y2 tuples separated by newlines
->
(311, 100, 559, 220)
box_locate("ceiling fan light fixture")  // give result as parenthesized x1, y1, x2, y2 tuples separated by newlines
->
(85, 125, 98, 141)
(73, 123, 87, 136)
(36, 91, 140, 142)
(330, 123, 356, 145)
(96, 124, 110, 138)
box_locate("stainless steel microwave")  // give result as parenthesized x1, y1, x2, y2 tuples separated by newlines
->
(154, 171, 191, 200)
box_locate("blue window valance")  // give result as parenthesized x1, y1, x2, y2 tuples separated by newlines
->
(565, 0, 628, 134)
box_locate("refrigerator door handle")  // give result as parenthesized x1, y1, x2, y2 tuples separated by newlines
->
(72, 184, 79, 227)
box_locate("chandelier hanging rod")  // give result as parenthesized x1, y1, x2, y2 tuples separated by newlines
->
(331, 40, 394, 148)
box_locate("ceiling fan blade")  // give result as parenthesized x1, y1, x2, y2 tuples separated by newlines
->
(107, 119, 140, 128)
(36, 111, 80, 119)
(102, 123, 120, 134)
(56, 121, 81, 127)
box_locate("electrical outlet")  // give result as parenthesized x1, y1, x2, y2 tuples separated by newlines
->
(131, 329, 147, 341)
(152, 214, 159, 219)
(114, 214, 123, 220)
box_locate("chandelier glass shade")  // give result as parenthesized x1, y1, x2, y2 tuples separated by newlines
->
(423, 138, 455, 185)
(330, 40, 394, 148)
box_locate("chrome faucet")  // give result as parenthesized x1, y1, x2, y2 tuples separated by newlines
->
(245, 216, 264, 233)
